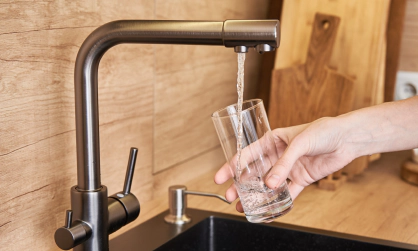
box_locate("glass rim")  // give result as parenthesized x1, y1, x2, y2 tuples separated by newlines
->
(211, 99, 263, 118)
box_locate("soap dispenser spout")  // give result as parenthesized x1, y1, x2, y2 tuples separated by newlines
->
(164, 185, 231, 225)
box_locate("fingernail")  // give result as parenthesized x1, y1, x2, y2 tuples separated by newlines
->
(267, 174, 280, 189)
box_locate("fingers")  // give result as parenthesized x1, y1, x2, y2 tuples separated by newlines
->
(214, 162, 234, 184)
(215, 130, 281, 186)
(236, 201, 244, 213)
(225, 183, 239, 202)
(272, 123, 309, 143)
(287, 180, 304, 200)
(222, 182, 243, 213)
(265, 136, 307, 189)
(215, 141, 274, 185)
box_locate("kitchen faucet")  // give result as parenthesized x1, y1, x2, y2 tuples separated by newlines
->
(54, 19, 280, 251)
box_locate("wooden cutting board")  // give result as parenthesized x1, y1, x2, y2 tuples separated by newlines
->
(268, 13, 355, 190)
(268, 0, 391, 184)
(269, 13, 354, 129)
(273, 0, 390, 110)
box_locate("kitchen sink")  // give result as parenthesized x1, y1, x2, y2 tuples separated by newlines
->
(110, 209, 418, 251)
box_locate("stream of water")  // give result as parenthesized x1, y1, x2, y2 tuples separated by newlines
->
(236, 52, 246, 179)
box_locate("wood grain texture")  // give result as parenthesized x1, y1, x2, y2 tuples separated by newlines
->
(398, 0, 418, 71)
(269, 13, 354, 128)
(274, 0, 389, 110)
(154, 62, 236, 172)
(153, 0, 269, 173)
(269, 13, 361, 187)
(384, 0, 407, 102)
(269, 0, 390, 183)
(401, 159, 418, 185)
(256, 0, 283, 112)
(0, 1, 269, 250)
(0, 2, 155, 251)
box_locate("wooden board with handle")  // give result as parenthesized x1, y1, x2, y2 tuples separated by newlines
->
(268, 13, 354, 190)
(268, 0, 391, 186)
(269, 13, 354, 128)
(273, 0, 390, 110)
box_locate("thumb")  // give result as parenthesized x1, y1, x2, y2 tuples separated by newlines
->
(265, 137, 307, 189)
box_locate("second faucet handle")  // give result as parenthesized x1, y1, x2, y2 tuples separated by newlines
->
(108, 147, 140, 234)
(122, 147, 138, 195)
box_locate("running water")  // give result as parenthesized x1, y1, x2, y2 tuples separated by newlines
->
(231, 53, 293, 223)
(236, 53, 246, 180)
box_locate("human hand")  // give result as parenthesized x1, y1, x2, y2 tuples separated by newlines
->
(214, 117, 356, 212)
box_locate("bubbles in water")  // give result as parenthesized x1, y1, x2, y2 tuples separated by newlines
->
(237, 180, 291, 216)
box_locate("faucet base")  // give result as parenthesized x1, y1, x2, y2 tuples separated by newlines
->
(71, 186, 109, 251)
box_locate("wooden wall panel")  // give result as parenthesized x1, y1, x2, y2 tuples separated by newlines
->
(153, 0, 269, 173)
(154, 62, 235, 172)
(98, 45, 155, 199)
(0, 1, 269, 250)
(0, 1, 156, 249)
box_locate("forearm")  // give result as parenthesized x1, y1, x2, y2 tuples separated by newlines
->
(339, 96, 418, 158)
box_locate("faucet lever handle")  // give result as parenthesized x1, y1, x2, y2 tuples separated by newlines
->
(65, 210, 73, 228)
(123, 147, 138, 195)
(108, 147, 140, 234)
(54, 210, 92, 250)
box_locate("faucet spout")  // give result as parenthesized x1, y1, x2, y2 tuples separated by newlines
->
(75, 19, 280, 191)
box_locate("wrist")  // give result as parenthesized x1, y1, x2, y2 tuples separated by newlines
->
(339, 97, 418, 158)
(339, 111, 375, 159)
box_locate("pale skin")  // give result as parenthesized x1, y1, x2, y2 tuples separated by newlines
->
(214, 96, 418, 213)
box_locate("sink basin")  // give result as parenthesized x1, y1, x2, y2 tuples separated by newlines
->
(110, 209, 418, 251)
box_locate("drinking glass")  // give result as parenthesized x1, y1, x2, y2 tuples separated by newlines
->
(212, 99, 293, 223)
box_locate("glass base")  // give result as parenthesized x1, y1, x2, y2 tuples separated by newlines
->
(245, 199, 293, 223)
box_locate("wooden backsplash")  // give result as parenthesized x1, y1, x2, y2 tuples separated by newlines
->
(0, 1, 269, 250)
